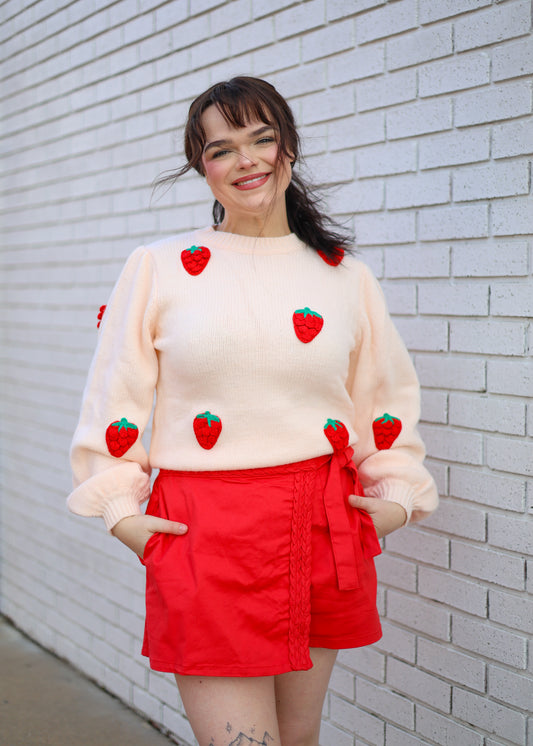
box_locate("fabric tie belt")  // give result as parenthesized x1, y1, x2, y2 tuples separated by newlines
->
(323, 445, 382, 591)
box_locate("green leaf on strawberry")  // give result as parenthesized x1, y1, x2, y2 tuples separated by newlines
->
(373, 413, 402, 450)
(106, 417, 139, 457)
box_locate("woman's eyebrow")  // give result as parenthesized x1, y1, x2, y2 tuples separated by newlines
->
(203, 125, 275, 154)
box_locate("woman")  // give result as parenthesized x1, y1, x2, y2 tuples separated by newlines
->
(68, 77, 438, 746)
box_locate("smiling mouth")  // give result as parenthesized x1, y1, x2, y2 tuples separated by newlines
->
(232, 173, 271, 189)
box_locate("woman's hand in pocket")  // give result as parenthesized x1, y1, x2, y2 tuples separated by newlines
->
(111, 514, 188, 558)
(348, 494, 407, 539)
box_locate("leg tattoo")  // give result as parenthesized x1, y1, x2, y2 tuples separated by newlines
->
(228, 730, 274, 745)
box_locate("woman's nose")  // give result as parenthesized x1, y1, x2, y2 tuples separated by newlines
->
(235, 149, 257, 167)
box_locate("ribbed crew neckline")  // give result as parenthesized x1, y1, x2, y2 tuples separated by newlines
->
(195, 226, 307, 255)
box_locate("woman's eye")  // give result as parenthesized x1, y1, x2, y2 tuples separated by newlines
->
(211, 150, 230, 159)
(257, 137, 275, 144)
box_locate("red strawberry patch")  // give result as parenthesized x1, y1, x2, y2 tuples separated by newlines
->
(324, 418, 349, 451)
(373, 413, 402, 450)
(293, 307, 324, 343)
(181, 245, 211, 275)
(318, 247, 344, 266)
(97, 304, 106, 328)
(193, 411, 222, 449)
(106, 418, 139, 457)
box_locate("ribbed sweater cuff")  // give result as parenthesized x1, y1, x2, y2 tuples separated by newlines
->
(102, 497, 144, 532)
(364, 479, 416, 524)
(67, 462, 151, 530)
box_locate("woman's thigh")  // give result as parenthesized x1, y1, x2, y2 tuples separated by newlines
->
(274, 648, 338, 746)
(175, 673, 280, 746)
(275, 648, 337, 746)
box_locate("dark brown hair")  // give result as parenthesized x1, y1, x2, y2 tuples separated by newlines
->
(154, 76, 352, 261)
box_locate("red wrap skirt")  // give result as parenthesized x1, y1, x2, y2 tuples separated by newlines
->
(140, 446, 382, 677)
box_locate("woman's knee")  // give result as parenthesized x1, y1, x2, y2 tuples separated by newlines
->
(278, 721, 321, 746)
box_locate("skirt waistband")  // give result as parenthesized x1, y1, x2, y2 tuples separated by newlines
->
(158, 452, 332, 480)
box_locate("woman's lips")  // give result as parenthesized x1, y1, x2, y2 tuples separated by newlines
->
(232, 173, 271, 190)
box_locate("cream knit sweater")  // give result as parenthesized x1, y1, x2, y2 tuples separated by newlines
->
(68, 227, 438, 530)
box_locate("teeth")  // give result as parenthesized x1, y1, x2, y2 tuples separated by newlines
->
(236, 175, 267, 185)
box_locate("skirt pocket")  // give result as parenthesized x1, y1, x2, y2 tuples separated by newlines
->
(139, 531, 161, 565)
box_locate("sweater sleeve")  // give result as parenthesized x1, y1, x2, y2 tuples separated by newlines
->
(347, 263, 438, 523)
(67, 247, 158, 531)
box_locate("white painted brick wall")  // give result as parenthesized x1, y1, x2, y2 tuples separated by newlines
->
(1, 2, 531, 745)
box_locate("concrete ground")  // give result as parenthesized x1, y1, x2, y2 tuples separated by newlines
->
(0, 616, 178, 746)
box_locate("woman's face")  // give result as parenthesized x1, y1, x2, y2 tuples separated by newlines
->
(200, 105, 293, 235)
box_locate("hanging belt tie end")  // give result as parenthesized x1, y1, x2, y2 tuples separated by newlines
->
(323, 420, 382, 591)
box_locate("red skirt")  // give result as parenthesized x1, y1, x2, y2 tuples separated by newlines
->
(140, 446, 382, 677)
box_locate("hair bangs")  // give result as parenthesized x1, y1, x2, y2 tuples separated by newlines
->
(208, 84, 275, 131)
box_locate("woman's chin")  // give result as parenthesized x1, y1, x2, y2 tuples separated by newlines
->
(219, 197, 288, 231)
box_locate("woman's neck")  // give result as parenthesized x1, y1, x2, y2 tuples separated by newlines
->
(217, 206, 291, 237)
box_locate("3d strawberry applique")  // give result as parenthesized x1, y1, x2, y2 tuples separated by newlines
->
(293, 307, 324, 343)
(193, 411, 222, 449)
(324, 418, 349, 451)
(373, 413, 402, 450)
(96, 304, 106, 328)
(318, 247, 344, 266)
(106, 418, 139, 457)
(181, 245, 211, 275)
